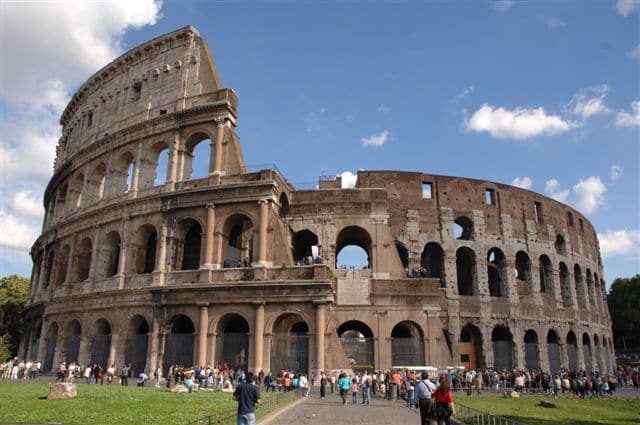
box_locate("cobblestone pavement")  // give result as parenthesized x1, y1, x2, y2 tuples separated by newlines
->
(261, 391, 420, 425)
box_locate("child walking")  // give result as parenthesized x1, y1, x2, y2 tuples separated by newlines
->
(351, 378, 359, 404)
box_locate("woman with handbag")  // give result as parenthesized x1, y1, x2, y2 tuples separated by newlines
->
(432, 377, 456, 425)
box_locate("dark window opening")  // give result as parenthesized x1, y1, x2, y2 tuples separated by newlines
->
(87, 111, 93, 127)
(567, 211, 574, 227)
(132, 82, 142, 101)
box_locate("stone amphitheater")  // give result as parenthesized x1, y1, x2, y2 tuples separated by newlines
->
(20, 26, 614, 377)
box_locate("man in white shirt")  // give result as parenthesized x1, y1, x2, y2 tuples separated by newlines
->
(414, 372, 437, 425)
(299, 373, 310, 397)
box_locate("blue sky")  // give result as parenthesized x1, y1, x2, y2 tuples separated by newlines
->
(1, 0, 638, 287)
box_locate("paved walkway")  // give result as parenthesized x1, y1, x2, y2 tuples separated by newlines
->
(261, 391, 420, 425)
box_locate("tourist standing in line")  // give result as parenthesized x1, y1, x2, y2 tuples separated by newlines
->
(414, 372, 436, 425)
(331, 373, 336, 394)
(233, 371, 261, 425)
(432, 377, 456, 425)
(339, 373, 351, 405)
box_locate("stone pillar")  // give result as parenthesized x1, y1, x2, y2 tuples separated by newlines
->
(89, 227, 100, 284)
(207, 331, 217, 367)
(255, 199, 270, 267)
(108, 332, 119, 366)
(197, 304, 209, 367)
(117, 219, 129, 289)
(153, 219, 168, 286)
(201, 205, 215, 269)
(78, 335, 91, 366)
(167, 130, 180, 187)
(36, 318, 48, 366)
(512, 327, 525, 370)
(253, 303, 265, 372)
(211, 118, 226, 177)
(482, 325, 494, 368)
(576, 334, 586, 371)
(314, 302, 326, 373)
(538, 337, 550, 372)
(130, 143, 142, 197)
(147, 317, 161, 376)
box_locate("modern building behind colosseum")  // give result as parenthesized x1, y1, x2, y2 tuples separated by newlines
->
(20, 26, 615, 377)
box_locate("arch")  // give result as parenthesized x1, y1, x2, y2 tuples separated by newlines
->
(271, 313, 309, 373)
(593, 334, 603, 373)
(221, 214, 254, 267)
(547, 330, 561, 373)
(175, 219, 202, 270)
(133, 224, 157, 274)
(524, 330, 540, 370)
(586, 269, 596, 308)
(68, 171, 85, 209)
(453, 216, 474, 240)
(555, 234, 567, 256)
(125, 315, 150, 376)
(151, 142, 170, 187)
(559, 262, 572, 307)
(216, 314, 250, 371)
(459, 324, 482, 371)
(336, 226, 372, 269)
(109, 151, 135, 196)
(56, 183, 68, 217)
(574, 264, 586, 308)
(72, 237, 92, 282)
(456, 247, 476, 295)
(487, 248, 507, 297)
(292, 229, 319, 264)
(86, 162, 107, 203)
(163, 314, 195, 371)
(420, 242, 445, 280)
(43, 248, 55, 289)
(395, 242, 409, 269)
(97, 231, 121, 279)
(491, 326, 513, 370)
(538, 255, 553, 293)
(278, 192, 290, 216)
(90, 318, 112, 368)
(391, 321, 424, 366)
(64, 320, 82, 364)
(582, 333, 592, 372)
(53, 244, 70, 286)
(43, 322, 59, 372)
(515, 251, 533, 295)
(337, 320, 375, 371)
(566, 331, 578, 371)
(183, 132, 213, 180)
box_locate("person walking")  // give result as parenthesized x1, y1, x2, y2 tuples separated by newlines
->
(432, 377, 456, 425)
(339, 373, 351, 405)
(351, 378, 359, 404)
(232, 371, 261, 425)
(415, 372, 437, 425)
(320, 372, 327, 398)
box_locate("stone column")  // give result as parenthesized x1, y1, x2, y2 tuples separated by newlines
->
(482, 325, 494, 368)
(512, 327, 525, 370)
(167, 130, 180, 187)
(211, 118, 226, 177)
(78, 334, 91, 367)
(130, 142, 142, 197)
(146, 317, 160, 376)
(314, 302, 326, 373)
(197, 304, 209, 367)
(201, 204, 215, 269)
(117, 219, 129, 289)
(576, 334, 586, 371)
(207, 331, 217, 367)
(153, 219, 168, 286)
(538, 336, 550, 372)
(89, 227, 100, 284)
(255, 199, 270, 267)
(253, 303, 265, 372)
(108, 332, 119, 366)
(36, 318, 48, 366)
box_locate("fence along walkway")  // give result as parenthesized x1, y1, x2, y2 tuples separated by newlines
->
(454, 403, 527, 425)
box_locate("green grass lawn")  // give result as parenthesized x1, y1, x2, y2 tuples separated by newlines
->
(0, 382, 291, 425)
(455, 395, 640, 425)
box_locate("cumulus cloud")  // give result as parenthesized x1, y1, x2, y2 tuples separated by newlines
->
(493, 0, 513, 12)
(511, 177, 533, 190)
(545, 179, 570, 203)
(454, 86, 474, 100)
(610, 165, 623, 181)
(466, 104, 577, 140)
(565, 85, 611, 119)
(598, 229, 640, 258)
(361, 130, 390, 147)
(377, 104, 390, 113)
(339, 171, 358, 188)
(9, 191, 44, 220)
(629, 44, 640, 59)
(616, 0, 639, 17)
(545, 177, 607, 215)
(0, 211, 40, 253)
(616, 100, 640, 127)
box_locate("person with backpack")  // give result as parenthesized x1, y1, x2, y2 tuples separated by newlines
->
(432, 377, 456, 425)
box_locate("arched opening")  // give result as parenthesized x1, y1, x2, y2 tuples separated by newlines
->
(56, 183, 68, 218)
(574, 265, 586, 308)
(524, 330, 540, 370)
(456, 247, 476, 295)
(459, 324, 482, 371)
(395, 242, 409, 269)
(292, 229, 319, 264)
(555, 234, 567, 256)
(391, 321, 424, 366)
(43, 248, 55, 289)
(566, 331, 578, 371)
(91, 319, 112, 368)
(184, 134, 211, 180)
(97, 231, 120, 279)
(538, 255, 553, 293)
(153, 144, 170, 187)
(163, 315, 195, 371)
(594, 334, 603, 373)
(279, 193, 290, 216)
(68, 172, 84, 209)
(110, 152, 135, 196)
(86, 162, 106, 203)
(271, 314, 309, 373)
(53, 244, 70, 286)
(492, 326, 513, 370)
(216, 314, 250, 371)
(547, 330, 561, 373)
(65, 320, 81, 364)
(125, 315, 149, 376)
(515, 251, 532, 295)
(175, 219, 202, 270)
(453, 216, 474, 240)
(29, 320, 43, 360)
(559, 262, 572, 307)
(583, 333, 592, 372)
(487, 248, 507, 297)
(72, 237, 92, 282)
(420, 242, 444, 280)
(43, 322, 58, 372)
(222, 214, 254, 267)
(586, 269, 596, 308)
(336, 226, 372, 269)
(337, 321, 375, 371)
(133, 224, 157, 274)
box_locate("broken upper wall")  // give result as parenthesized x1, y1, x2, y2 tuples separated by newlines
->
(55, 25, 233, 170)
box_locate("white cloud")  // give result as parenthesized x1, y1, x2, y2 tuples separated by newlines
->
(511, 177, 532, 190)
(543, 16, 567, 28)
(545, 179, 570, 203)
(629, 44, 640, 59)
(610, 165, 623, 181)
(573, 176, 606, 215)
(466, 104, 577, 140)
(0, 211, 40, 253)
(565, 85, 611, 119)
(616, 100, 640, 127)
(339, 171, 358, 189)
(9, 191, 44, 220)
(598, 230, 640, 258)
(493, 0, 513, 12)
(361, 130, 390, 147)
(377, 104, 390, 113)
(455, 86, 474, 100)
(616, 0, 639, 17)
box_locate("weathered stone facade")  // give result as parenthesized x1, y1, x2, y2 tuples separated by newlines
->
(20, 26, 614, 377)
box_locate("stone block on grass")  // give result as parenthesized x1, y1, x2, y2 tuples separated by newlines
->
(48, 383, 77, 400)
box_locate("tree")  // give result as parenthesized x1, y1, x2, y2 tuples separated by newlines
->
(0, 274, 30, 358)
(607, 275, 640, 350)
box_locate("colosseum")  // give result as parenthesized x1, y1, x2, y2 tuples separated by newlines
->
(20, 26, 615, 378)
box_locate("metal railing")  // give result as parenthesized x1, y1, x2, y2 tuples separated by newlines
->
(454, 403, 527, 425)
